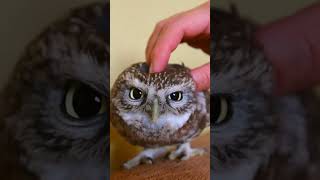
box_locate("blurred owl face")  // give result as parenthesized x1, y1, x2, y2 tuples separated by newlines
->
(211, 7, 310, 180)
(1, 2, 109, 179)
(112, 63, 197, 131)
(211, 7, 275, 176)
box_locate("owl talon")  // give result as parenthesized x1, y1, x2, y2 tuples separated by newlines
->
(169, 151, 179, 160)
(141, 157, 153, 164)
(181, 148, 204, 160)
(169, 143, 204, 161)
(123, 155, 152, 170)
(123, 147, 168, 169)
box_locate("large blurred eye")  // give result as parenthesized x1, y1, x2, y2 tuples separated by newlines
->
(168, 91, 183, 101)
(129, 87, 143, 100)
(65, 83, 106, 119)
(212, 95, 231, 125)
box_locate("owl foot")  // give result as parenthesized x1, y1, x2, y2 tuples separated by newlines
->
(169, 142, 204, 160)
(123, 147, 169, 169)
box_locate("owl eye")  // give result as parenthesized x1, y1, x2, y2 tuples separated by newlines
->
(212, 95, 231, 125)
(64, 83, 106, 119)
(168, 91, 183, 101)
(129, 87, 143, 100)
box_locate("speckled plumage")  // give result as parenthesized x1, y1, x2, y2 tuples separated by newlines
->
(111, 63, 209, 169)
(0, 2, 109, 180)
(211, 6, 320, 180)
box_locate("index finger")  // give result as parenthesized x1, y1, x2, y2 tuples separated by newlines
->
(148, 2, 210, 73)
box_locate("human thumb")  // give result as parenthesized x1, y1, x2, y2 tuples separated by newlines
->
(191, 63, 210, 91)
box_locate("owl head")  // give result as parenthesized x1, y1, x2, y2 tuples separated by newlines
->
(211, 6, 276, 178)
(111, 62, 205, 146)
(112, 63, 196, 130)
(0, 2, 109, 179)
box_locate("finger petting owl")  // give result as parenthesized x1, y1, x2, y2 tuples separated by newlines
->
(111, 63, 210, 169)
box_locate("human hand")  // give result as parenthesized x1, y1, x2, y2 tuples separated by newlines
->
(145, 1, 210, 91)
(255, 3, 320, 95)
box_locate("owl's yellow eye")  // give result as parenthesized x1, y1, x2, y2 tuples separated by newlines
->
(212, 95, 231, 125)
(65, 83, 106, 119)
(168, 91, 183, 101)
(129, 88, 143, 100)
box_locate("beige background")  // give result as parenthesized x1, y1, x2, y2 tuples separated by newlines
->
(110, 0, 210, 85)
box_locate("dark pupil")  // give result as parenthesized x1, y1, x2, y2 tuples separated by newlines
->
(212, 95, 221, 124)
(170, 92, 181, 101)
(132, 88, 142, 99)
(73, 85, 102, 118)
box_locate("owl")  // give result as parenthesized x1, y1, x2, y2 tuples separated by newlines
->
(211, 6, 320, 180)
(111, 63, 209, 169)
(0, 2, 109, 180)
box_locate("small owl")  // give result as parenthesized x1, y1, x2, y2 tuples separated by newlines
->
(111, 63, 209, 169)
(0, 2, 109, 180)
(211, 6, 320, 180)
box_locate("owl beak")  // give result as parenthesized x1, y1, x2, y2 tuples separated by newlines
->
(151, 98, 159, 123)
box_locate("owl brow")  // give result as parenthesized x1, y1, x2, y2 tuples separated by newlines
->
(124, 83, 147, 92)
(163, 83, 194, 92)
(122, 78, 150, 92)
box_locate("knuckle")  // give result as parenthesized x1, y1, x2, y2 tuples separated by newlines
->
(155, 20, 166, 29)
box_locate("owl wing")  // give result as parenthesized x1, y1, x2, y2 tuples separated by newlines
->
(173, 91, 210, 143)
(196, 90, 210, 130)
